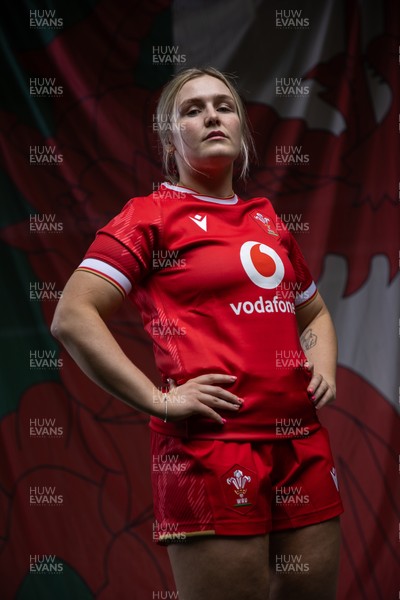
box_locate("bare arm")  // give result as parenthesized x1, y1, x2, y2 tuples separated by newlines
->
(296, 291, 338, 410)
(51, 271, 241, 423)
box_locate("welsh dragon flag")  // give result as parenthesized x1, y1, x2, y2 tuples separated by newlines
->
(0, 1, 398, 598)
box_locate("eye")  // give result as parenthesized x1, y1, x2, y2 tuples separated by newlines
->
(218, 104, 234, 112)
(186, 107, 201, 116)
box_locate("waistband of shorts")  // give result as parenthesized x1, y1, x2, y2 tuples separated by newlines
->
(149, 416, 321, 441)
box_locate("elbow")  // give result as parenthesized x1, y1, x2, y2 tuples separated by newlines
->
(51, 304, 75, 343)
(51, 301, 95, 344)
(50, 311, 67, 342)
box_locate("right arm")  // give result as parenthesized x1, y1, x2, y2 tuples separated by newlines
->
(51, 271, 241, 423)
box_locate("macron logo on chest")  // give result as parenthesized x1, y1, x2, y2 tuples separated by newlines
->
(189, 214, 207, 232)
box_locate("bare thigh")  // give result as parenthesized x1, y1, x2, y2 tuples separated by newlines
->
(168, 535, 269, 600)
(269, 517, 341, 600)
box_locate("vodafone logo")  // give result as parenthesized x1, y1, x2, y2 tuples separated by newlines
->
(240, 241, 284, 289)
(230, 242, 293, 316)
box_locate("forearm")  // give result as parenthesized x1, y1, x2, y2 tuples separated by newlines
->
(51, 306, 163, 417)
(300, 310, 338, 392)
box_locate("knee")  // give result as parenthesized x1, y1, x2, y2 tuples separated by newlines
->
(269, 548, 339, 600)
(168, 536, 270, 600)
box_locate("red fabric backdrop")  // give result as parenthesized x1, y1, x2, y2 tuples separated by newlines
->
(0, 1, 399, 598)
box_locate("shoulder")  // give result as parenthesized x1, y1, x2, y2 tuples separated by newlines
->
(107, 191, 163, 224)
(244, 195, 290, 237)
(122, 190, 161, 211)
(244, 195, 276, 215)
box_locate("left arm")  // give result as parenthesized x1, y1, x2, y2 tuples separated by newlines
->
(296, 291, 338, 410)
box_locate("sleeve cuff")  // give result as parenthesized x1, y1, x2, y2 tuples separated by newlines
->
(295, 281, 317, 308)
(77, 258, 132, 297)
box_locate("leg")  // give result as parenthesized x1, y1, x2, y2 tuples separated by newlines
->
(168, 534, 269, 600)
(269, 517, 341, 600)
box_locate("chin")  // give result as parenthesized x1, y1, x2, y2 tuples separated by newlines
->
(201, 149, 238, 163)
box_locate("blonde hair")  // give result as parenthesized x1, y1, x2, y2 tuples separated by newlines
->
(155, 67, 254, 183)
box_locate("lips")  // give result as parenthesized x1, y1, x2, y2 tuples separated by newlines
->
(205, 130, 227, 140)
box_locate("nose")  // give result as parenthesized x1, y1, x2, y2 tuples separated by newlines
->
(204, 104, 220, 126)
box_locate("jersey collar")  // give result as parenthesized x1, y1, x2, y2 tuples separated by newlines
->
(162, 182, 238, 205)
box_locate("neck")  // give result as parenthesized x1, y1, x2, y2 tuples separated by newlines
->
(176, 166, 234, 198)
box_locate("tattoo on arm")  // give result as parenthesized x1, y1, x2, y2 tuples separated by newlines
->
(301, 328, 318, 350)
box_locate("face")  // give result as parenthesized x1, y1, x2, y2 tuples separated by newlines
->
(171, 74, 242, 176)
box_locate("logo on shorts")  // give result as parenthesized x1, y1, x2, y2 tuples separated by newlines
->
(330, 467, 339, 491)
(221, 464, 257, 514)
(227, 469, 251, 504)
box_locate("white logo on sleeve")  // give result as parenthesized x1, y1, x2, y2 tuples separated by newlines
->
(189, 214, 207, 231)
(240, 241, 284, 289)
(330, 467, 339, 491)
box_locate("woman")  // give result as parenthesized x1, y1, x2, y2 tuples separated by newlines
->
(52, 67, 343, 600)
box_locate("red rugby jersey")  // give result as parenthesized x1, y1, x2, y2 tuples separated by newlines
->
(78, 183, 320, 440)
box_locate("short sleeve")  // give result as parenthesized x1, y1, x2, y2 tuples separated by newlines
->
(77, 195, 162, 297)
(276, 214, 317, 308)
